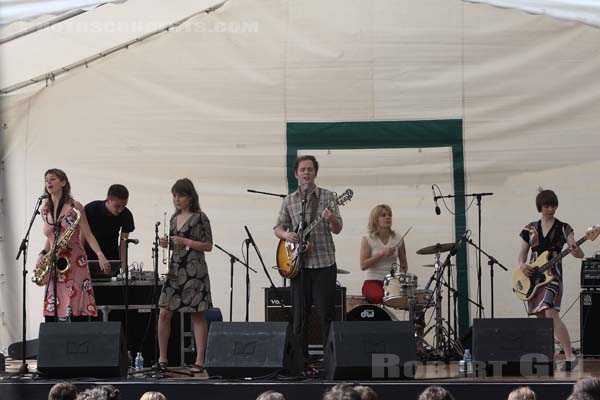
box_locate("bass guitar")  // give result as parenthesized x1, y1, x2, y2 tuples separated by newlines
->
(276, 189, 353, 279)
(512, 224, 600, 301)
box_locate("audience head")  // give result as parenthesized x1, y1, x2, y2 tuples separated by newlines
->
(353, 385, 379, 400)
(323, 384, 361, 400)
(48, 382, 78, 400)
(573, 377, 600, 399)
(567, 393, 595, 400)
(139, 392, 167, 400)
(256, 390, 286, 400)
(76, 387, 108, 400)
(508, 386, 535, 400)
(418, 386, 455, 400)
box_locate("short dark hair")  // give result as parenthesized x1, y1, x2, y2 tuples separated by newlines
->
(48, 382, 78, 400)
(535, 189, 558, 212)
(107, 184, 129, 200)
(418, 386, 455, 400)
(293, 155, 319, 174)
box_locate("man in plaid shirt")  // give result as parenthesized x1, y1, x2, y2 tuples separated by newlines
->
(274, 155, 343, 373)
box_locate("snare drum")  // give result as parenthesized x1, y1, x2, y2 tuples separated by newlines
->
(347, 304, 395, 321)
(346, 295, 368, 312)
(382, 272, 418, 310)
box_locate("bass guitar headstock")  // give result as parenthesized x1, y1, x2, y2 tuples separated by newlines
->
(585, 225, 600, 241)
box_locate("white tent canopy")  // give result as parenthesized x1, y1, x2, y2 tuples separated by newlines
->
(463, 0, 600, 28)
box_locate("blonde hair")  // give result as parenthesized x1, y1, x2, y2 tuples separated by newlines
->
(367, 204, 396, 238)
(508, 387, 536, 400)
(139, 392, 166, 400)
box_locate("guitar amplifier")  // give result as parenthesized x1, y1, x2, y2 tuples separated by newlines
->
(264, 287, 346, 348)
(581, 256, 600, 288)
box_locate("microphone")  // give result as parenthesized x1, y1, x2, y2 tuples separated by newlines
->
(244, 225, 256, 246)
(450, 230, 470, 256)
(302, 183, 309, 203)
(155, 221, 161, 227)
(39, 193, 49, 200)
(123, 238, 139, 245)
(432, 185, 441, 215)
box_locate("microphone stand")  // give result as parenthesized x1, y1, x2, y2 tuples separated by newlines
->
(244, 237, 251, 322)
(434, 191, 493, 318)
(213, 244, 257, 322)
(14, 196, 44, 375)
(465, 238, 507, 318)
(244, 226, 291, 323)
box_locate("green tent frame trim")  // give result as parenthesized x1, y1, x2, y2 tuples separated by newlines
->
(285, 119, 470, 334)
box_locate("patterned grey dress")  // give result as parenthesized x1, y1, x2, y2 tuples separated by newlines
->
(158, 211, 213, 312)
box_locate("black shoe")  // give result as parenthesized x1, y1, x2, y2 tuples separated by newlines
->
(561, 357, 578, 372)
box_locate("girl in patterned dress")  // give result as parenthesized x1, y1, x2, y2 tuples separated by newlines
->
(158, 178, 213, 374)
(518, 189, 584, 371)
(38, 168, 111, 321)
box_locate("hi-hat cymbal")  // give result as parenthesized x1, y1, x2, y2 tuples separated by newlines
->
(422, 263, 454, 268)
(416, 242, 455, 255)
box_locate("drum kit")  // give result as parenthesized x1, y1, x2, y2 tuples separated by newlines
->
(345, 241, 464, 360)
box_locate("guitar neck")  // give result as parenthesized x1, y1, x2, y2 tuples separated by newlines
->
(540, 236, 586, 272)
(302, 215, 324, 240)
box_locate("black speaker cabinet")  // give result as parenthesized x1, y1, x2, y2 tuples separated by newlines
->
(205, 322, 302, 378)
(98, 305, 187, 367)
(581, 290, 600, 356)
(324, 321, 416, 380)
(473, 318, 554, 376)
(37, 322, 127, 378)
(264, 287, 346, 347)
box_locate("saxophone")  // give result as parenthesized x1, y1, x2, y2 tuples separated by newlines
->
(32, 208, 81, 286)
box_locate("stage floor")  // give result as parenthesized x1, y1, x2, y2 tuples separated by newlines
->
(2, 358, 599, 400)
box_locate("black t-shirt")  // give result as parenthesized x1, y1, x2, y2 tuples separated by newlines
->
(84, 200, 135, 262)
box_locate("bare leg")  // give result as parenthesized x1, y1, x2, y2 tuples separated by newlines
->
(191, 311, 208, 366)
(543, 307, 574, 360)
(158, 308, 174, 363)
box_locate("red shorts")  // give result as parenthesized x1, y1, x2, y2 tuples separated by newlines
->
(362, 280, 384, 304)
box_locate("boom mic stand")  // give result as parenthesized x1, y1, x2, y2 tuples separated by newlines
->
(465, 238, 507, 318)
(14, 195, 45, 375)
(214, 244, 257, 322)
(433, 191, 493, 318)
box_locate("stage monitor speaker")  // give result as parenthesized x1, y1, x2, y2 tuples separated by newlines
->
(37, 321, 127, 378)
(205, 322, 302, 378)
(324, 321, 416, 380)
(473, 318, 554, 376)
(264, 287, 346, 347)
(581, 290, 600, 356)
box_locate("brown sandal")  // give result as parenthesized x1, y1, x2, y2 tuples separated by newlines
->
(190, 364, 205, 374)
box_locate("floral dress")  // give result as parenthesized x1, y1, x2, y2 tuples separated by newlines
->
(42, 201, 97, 318)
(158, 211, 213, 312)
(520, 218, 573, 315)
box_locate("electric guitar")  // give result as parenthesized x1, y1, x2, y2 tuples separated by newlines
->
(512, 224, 600, 301)
(276, 189, 353, 279)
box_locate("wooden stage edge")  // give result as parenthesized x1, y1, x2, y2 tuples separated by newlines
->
(1, 359, 599, 400)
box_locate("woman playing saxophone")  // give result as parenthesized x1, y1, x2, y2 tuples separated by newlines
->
(36, 168, 110, 322)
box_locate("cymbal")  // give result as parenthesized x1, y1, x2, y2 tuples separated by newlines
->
(416, 242, 455, 255)
(422, 263, 454, 268)
(272, 266, 351, 274)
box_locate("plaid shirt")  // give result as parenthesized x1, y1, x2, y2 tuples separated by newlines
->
(274, 186, 342, 269)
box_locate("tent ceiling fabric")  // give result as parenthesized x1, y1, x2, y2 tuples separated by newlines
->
(0, 0, 226, 91)
(463, 0, 600, 28)
(0, 0, 123, 26)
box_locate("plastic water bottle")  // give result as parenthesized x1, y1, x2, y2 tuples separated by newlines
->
(135, 352, 144, 371)
(463, 349, 472, 376)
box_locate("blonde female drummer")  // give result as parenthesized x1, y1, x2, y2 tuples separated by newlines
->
(359, 204, 409, 304)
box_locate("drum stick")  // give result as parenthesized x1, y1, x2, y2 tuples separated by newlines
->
(394, 226, 412, 249)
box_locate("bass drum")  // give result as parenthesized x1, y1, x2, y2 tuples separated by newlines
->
(346, 304, 396, 322)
